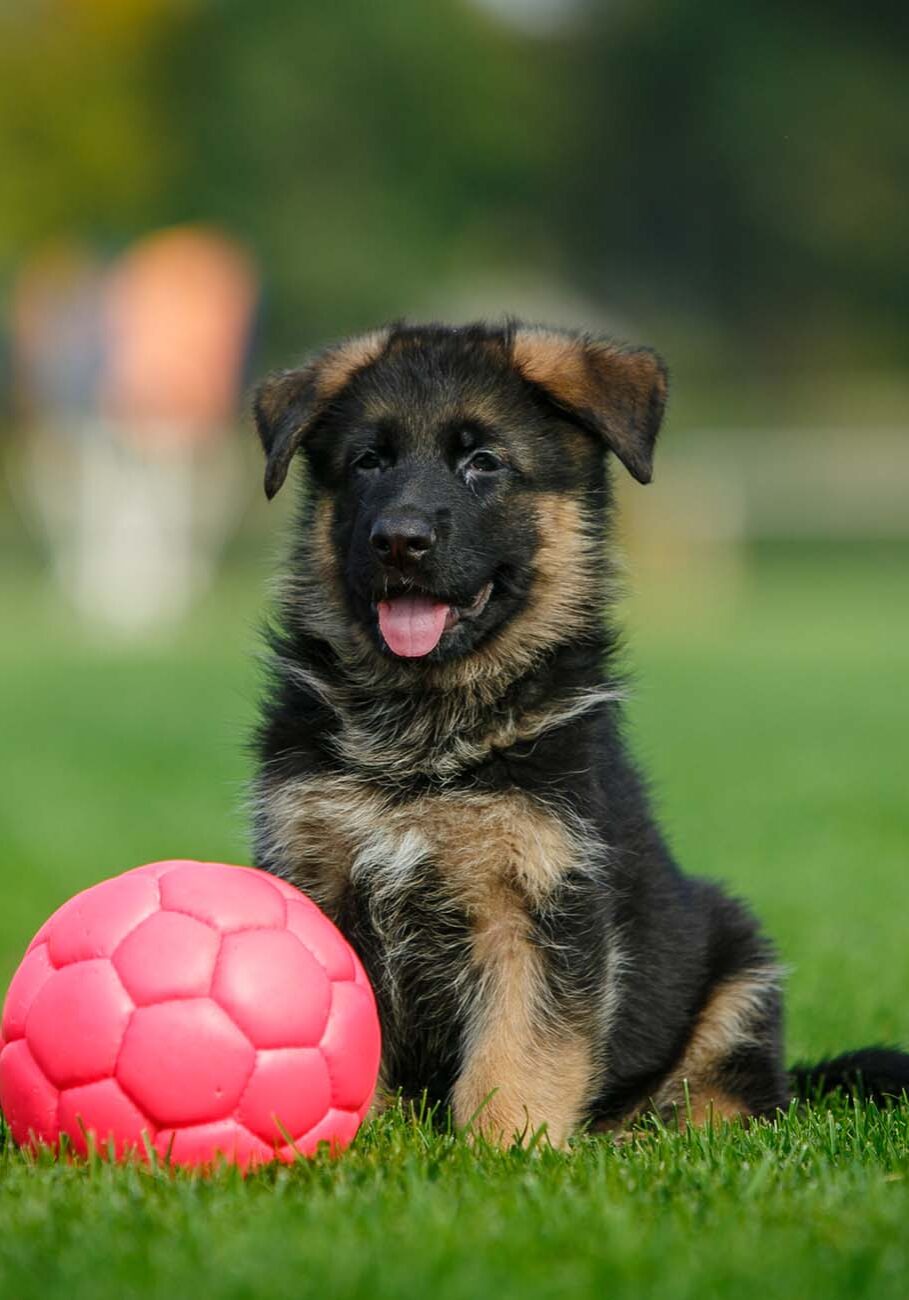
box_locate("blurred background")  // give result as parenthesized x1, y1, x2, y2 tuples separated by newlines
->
(0, 1, 906, 1059)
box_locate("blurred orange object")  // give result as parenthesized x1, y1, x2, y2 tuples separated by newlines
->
(101, 226, 258, 446)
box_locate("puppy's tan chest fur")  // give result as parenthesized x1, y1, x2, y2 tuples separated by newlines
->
(265, 775, 582, 919)
(265, 774, 600, 1145)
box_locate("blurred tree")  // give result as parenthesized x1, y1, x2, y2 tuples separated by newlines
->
(152, 0, 569, 353)
(561, 0, 909, 368)
(0, 0, 906, 379)
(0, 0, 186, 250)
(0, 0, 568, 361)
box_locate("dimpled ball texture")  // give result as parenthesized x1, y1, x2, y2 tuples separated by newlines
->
(0, 861, 381, 1169)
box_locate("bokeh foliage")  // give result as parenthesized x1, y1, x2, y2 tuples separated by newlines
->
(1, 0, 907, 371)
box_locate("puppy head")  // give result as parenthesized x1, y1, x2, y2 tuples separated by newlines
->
(254, 322, 667, 674)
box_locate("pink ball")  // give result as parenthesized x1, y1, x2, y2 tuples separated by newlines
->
(0, 861, 381, 1170)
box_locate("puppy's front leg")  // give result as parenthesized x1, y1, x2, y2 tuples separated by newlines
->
(451, 913, 593, 1148)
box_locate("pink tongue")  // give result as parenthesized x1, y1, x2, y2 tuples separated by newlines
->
(377, 594, 450, 658)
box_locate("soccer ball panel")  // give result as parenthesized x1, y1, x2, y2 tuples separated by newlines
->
(155, 1120, 274, 1172)
(277, 1107, 360, 1161)
(1, 943, 54, 1043)
(285, 899, 355, 981)
(27, 960, 133, 1089)
(113, 910, 220, 1005)
(47, 874, 159, 965)
(159, 863, 285, 931)
(0, 1040, 59, 1147)
(319, 981, 382, 1111)
(59, 1077, 154, 1157)
(211, 929, 331, 1049)
(237, 1046, 331, 1144)
(117, 998, 255, 1127)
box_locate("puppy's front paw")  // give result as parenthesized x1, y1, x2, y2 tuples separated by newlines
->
(452, 1082, 566, 1149)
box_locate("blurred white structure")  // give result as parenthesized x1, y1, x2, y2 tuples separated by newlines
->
(618, 425, 909, 599)
(12, 229, 258, 635)
(624, 427, 909, 546)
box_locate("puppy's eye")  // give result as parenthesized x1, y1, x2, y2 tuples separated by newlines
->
(353, 449, 383, 473)
(464, 450, 502, 475)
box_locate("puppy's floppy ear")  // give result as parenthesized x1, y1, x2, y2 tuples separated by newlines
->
(253, 328, 390, 499)
(512, 326, 668, 484)
(253, 366, 321, 501)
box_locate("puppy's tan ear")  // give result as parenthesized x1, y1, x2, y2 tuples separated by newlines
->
(253, 329, 389, 498)
(512, 327, 668, 484)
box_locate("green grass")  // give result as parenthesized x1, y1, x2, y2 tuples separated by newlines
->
(2, 1102, 909, 1300)
(1, 542, 908, 1299)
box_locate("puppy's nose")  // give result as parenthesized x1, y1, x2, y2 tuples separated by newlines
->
(370, 513, 436, 566)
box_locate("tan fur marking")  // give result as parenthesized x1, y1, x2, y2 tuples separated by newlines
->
(670, 972, 776, 1083)
(526, 491, 601, 639)
(596, 1088, 747, 1141)
(649, 968, 782, 1122)
(263, 776, 364, 914)
(315, 329, 389, 402)
(413, 789, 584, 909)
(514, 329, 664, 418)
(593, 973, 779, 1139)
(263, 776, 588, 914)
(452, 915, 593, 1148)
(309, 496, 336, 583)
(684, 1091, 748, 1128)
(282, 494, 360, 650)
(439, 491, 602, 693)
(513, 329, 595, 413)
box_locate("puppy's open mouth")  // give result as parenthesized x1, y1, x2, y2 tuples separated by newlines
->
(375, 582, 493, 658)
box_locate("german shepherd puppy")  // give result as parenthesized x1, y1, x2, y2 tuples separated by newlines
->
(251, 321, 909, 1145)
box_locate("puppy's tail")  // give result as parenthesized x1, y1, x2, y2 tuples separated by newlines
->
(791, 1047, 909, 1105)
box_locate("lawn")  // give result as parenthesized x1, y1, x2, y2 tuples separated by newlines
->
(1, 542, 907, 1300)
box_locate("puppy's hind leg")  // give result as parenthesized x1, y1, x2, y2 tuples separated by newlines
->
(650, 965, 788, 1128)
